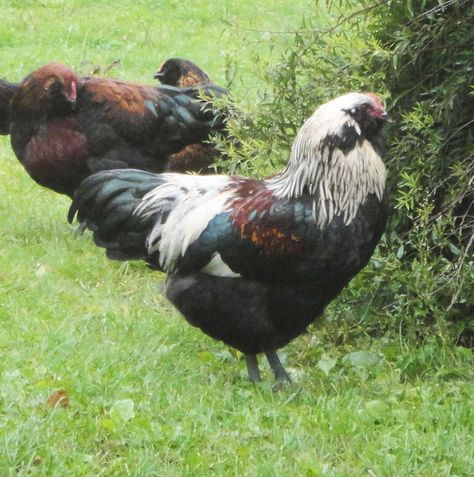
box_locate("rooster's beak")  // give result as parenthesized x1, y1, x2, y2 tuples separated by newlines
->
(65, 81, 77, 110)
(375, 108, 390, 122)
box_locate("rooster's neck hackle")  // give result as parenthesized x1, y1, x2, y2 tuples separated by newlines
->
(268, 93, 386, 228)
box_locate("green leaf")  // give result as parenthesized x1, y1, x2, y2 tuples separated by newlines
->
(448, 243, 460, 256)
(110, 399, 135, 423)
(392, 54, 398, 70)
(317, 354, 337, 376)
(100, 418, 117, 431)
(343, 351, 380, 368)
(364, 400, 392, 420)
(198, 351, 215, 363)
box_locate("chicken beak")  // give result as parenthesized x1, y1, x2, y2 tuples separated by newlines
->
(376, 109, 390, 122)
(154, 71, 164, 81)
(66, 81, 78, 110)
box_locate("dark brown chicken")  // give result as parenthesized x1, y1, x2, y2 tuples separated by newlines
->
(154, 58, 220, 173)
(9, 63, 227, 197)
(154, 58, 212, 88)
(0, 78, 18, 135)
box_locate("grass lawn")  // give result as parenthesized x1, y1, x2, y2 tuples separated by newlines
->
(0, 1, 473, 476)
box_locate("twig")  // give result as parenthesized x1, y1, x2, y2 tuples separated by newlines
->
(417, 0, 467, 20)
(320, 0, 389, 37)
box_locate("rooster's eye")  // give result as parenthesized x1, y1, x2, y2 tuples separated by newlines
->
(50, 80, 62, 93)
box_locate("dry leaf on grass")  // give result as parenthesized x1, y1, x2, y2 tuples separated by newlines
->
(46, 389, 69, 408)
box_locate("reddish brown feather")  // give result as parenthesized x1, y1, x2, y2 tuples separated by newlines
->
(86, 80, 154, 115)
(230, 181, 309, 255)
(23, 118, 89, 194)
(177, 71, 209, 88)
(13, 63, 81, 116)
(164, 143, 217, 173)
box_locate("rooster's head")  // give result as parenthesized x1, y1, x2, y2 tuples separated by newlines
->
(269, 92, 389, 227)
(19, 63, 80, 116)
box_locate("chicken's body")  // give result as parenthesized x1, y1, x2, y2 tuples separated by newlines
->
(9, 63, 227, 197)
(155, 58, 220, 173)
(70, 92, 389, 382)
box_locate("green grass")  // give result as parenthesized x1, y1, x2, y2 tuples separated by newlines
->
(1, 2, 473, 476)
(0, 0, 309, 99)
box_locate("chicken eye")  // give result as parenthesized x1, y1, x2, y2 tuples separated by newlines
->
(49, 80, 62, 93)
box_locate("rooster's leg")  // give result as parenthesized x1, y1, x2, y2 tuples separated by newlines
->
(265, 351, 292, 383)
(244, 354, 261, 382)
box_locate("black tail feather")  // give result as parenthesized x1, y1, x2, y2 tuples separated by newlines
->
(68, 169, 159, 223)
(69, 169, 165, 265)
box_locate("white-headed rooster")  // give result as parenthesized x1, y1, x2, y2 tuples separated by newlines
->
(69, 92, 389, 383)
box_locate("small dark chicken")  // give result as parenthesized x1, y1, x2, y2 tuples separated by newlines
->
(154, 58, 212, 88)
(0, 78, 18, 135)
(154, 58, 219, 173)
(69, 92, 389, 383)
(9, 63, 227, 197)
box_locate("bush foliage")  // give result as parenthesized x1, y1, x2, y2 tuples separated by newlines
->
(216, 0, 473, 342)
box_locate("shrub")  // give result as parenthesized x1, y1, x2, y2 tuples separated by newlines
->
(217, 0, 473, 342)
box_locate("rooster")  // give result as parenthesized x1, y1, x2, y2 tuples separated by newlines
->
(154, 58, 220, 174)
(69, 92, 389, 383)
(8, 63, 227, 197)
(0, 78, 18, 135)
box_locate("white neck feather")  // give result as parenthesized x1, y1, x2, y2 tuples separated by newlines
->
(267, 100, 386, 228)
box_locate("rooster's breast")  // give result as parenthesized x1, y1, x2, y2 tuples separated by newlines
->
(16, 118, 90, 196)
